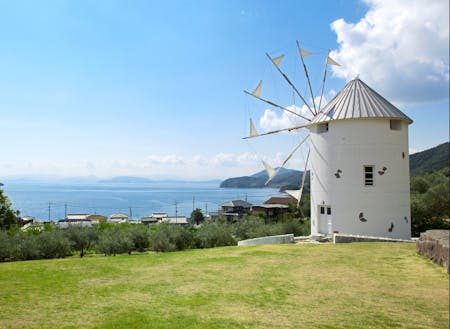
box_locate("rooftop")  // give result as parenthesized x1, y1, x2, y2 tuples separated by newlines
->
(221, 200, 253, 208)
(311, 78, 413, 125)
(264, 197, 296, 205)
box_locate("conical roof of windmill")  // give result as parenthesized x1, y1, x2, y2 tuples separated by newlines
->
(311, 78, 413, 125)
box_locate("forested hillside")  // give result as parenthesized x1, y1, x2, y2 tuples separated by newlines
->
(410, 167, 449, 236)
(410, 142, 449, 176)
(220, 168, 310, 191)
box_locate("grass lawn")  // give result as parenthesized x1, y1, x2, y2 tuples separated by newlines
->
(0, 243, 448, 329)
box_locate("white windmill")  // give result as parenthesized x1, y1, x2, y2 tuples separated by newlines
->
(244, 42, 412, 240)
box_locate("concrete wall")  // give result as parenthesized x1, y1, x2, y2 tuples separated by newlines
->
(333, 233, 413, 243)
(238, 234, 294, 246)
(309, 118, 411, 239)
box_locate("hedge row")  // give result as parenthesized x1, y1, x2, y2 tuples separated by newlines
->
(0, 217, 309, 262)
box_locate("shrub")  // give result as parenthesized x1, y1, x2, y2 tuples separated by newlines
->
(279, 218, 309, 236)
(12, 233, 40, 261)
(0, 188, 19, 230)
(128, 227, 150, 252)
(194, 222, 236, 248)
(37, 230, 71, 259)
(411, 168, 450, 236)
(64, 225, 98, 257)
(0, 231, 13, 261)
(97, 227, 133, 256)
(231, 216, 266, 240)
(150, 224, 193, 252)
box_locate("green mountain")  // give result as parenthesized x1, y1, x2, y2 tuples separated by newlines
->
(220, 168, 310, 191)
(410, 142, 449, 176)
(220, 142, 449, 189)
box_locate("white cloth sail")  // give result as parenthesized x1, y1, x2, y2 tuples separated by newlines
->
(249, 119, 258, 138)
(299, 48, 311, 57)
(327, 56, 340, 66)
(286, 149, 310, 206)
(264, 135, 310, 185)
(252, 80, 262, 98)
(262, 160, 277, 184)
(285, 189, 303, 200)
(271, 54, 285, 67)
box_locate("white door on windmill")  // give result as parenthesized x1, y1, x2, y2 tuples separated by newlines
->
(318, 205, 332, 235)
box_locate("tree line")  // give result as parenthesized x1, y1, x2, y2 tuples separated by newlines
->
(0, 215, 310, 262)
(410, 167, 449, 236)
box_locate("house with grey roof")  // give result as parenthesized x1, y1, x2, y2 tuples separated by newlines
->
(109, 213, 129, 223)
(220, 200, 252, 221)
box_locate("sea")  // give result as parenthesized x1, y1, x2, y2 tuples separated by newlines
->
(2, 180, 285, 221)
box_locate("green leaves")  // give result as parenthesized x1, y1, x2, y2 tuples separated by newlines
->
(411, 167, 450, 236)
(0, 189, 19, 230)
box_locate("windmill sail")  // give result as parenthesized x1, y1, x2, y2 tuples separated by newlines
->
(285, 189, 302, 200)
(266, 53, 315, 117)
(299, 48, 311, 57)
(265, 135, 309, 185)
(271, 54, 285, 67)
(252, 80, 262, 98)
(326, 56, 340, 66)
(285, 149, 310, 207)
(249, 119, 259, 138)
(262, 160, 277, 183)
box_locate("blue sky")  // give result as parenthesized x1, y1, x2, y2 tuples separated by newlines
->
(0, 0, 448, 180)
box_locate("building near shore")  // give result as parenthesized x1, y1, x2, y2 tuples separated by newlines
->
(109, 213, 129, 223)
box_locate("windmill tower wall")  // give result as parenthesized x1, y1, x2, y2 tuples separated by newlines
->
(309, 79, 412, 240)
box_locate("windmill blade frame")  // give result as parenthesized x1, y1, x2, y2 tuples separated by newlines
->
(285, 148, 310, 208)
(243, 122, 310, 139)
(265, 53, 316, 117)
(243, 90, 311, 122)
(264, 134, 310, 185)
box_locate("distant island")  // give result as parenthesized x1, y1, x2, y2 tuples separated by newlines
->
(220, 141, 449, 189)
(98, 176, 154, 184)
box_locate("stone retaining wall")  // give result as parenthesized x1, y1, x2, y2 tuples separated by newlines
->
(238, 234, 294, 246)
(333, 234, 414, 243)
(416, 230, 449, 274)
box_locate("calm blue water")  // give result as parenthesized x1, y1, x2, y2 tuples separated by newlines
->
(3, 181, 285, 221)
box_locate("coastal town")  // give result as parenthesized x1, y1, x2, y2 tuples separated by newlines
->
(17, 196, 297, 230)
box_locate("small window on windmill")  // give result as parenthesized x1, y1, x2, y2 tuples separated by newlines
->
(390, 120, 402, 131)
(317, 123, 329, 133)
(364, 166, 374, 186)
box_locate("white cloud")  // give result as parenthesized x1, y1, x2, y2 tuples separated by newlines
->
(330, 0, 449, 105)
(209, 152, 260, 167)
(146, 154, 185, 165)
(259, 105, 310, 132)
(259, 95, 330, 132)
(1, 150, 309, 180)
